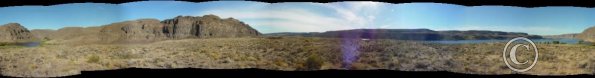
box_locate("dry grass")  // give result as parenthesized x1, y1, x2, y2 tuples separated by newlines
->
(0, 37, 593, 77)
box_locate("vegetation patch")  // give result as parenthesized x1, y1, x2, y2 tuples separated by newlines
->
(87, 55, 101, 63)
(304, 54, 324, 70)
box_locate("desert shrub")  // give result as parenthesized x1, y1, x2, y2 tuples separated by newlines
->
(43, 37, 51, 41)
(0, 43, 23, 49)
(350, 63, 367, 70)
(87, 55, 101, 63)
(0, 42, 12, 46)
(116, 52, 135, 59)
(580, 59, 595, 73)
(274, 59, 288, 67)
(553, 41, 561, 44)
(414, 63, 428, 69)
(266, 36, 283, 39)
(304, 54, 324, 70)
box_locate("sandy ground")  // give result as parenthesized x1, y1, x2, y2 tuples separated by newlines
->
(0, 37, 593, 77)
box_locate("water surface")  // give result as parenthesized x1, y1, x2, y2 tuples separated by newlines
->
(15, 41, 41, 47)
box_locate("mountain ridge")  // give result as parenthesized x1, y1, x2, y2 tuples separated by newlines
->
(577, 26, 595, 42)
(264, 28, 544, 40)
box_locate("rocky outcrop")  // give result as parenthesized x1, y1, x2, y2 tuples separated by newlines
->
(577, 26, 595, 42)
(27, 15, 261, 44)
(96, 14, 261, 43)
(264, 29, 543, 40)
(100, 19, 167, 43)
(161, 14, 261, 39)
(0, 23, 34, 42)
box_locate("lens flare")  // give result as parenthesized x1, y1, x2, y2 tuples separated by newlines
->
(341, 38, 359, 69)
(340, 30, 376, 69)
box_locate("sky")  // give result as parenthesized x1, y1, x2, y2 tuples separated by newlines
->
(1, 1, 595, 35)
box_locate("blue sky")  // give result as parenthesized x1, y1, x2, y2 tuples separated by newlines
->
(1, 1, 594, 35)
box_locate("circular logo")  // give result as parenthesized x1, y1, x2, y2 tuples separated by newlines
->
(502, 37, 538, 72)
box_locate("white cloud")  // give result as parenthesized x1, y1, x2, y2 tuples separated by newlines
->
(201, 8, 351, 33)
(198, 2, 386, 33)
(320, 2, 384, 28)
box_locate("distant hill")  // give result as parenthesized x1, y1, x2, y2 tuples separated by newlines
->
(30, 29, 55, 40)
(577, 26, 595, 42)
(0, 23, 34, 43)
(542, 33, 579, 39)
(264, 29, 543, 40)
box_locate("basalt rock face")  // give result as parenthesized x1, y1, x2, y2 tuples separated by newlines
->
(24, 15, 260, 44)
(98, 14, 261, 43)
(577, 26, 595, 42)
(161, 14, 261, 39)
(0, 23, 34, 42)
(100, 19, 167, 43)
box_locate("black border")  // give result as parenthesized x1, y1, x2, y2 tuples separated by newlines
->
(0, 0, 594, 78)
(59, 68, 592, 78)
(0, 0, 594, 7)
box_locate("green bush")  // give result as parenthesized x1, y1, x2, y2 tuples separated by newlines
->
(0, 42, 9, 46)
(553, 41, 561, 44)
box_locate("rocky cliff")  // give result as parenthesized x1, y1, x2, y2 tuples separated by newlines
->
(577, 26, 595, 42)
(0, 23, 34, 42)
(99, 19, 167, 43)
(28, 14, 261, 44)
(161, 15, 261, 39)
(98, 14, 261, 43)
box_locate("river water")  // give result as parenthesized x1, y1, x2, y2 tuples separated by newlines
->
(15, 41, 41, 47)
